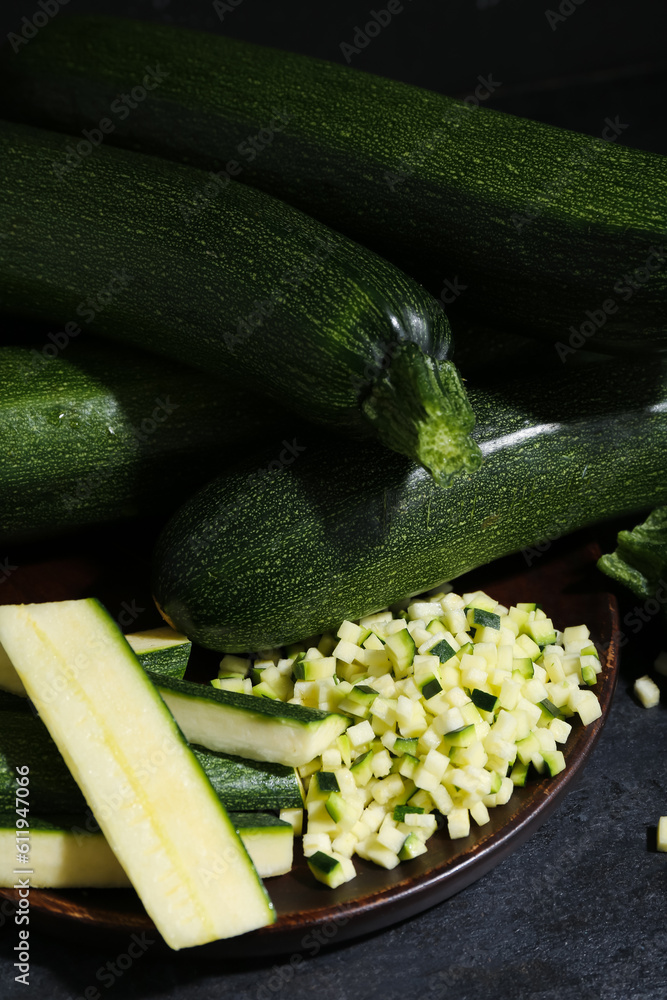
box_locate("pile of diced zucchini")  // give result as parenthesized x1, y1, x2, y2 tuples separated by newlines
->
(212, 589, 603, 888)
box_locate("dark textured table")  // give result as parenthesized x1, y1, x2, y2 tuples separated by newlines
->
(1, 1, 666, 996)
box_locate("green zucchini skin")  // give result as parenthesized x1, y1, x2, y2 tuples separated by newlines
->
(0, 341, 290, 543)
(0, 711, 302, 814)
(153, 360, 667, 652)
(0, 120, 479, 485)
(3, 15, 666, 351)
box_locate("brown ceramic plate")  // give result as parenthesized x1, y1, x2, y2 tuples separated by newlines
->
(0, 531, 618, 957)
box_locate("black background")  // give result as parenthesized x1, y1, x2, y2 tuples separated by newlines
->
(1, 2, 667, 998)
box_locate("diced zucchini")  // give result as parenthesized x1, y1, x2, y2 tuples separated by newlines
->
(385, 628, 416, 677)
(350, 749, 375, 786)
(538, 698, 561, 724)
(309, 770, 341, 799)
(524, 619, 557, 648)
(430, 637, 458, 664)
(293, 656, 336, 681)
(470, 688, 499, 713)
(467, 608, 501, 631)
(542, 750, 566, 777)
(398, 831, 428, 860)
(279, 807, 304, 835)
(338, 683, 378, 717)
(510, 759, 530, 786)
(442, 724, 476, 748)
(393, 803, 424, 822)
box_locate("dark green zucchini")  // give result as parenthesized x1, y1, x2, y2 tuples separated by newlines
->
(0, 120, 480, 486)
(3, 15, 666, 350)
(0, 340, 290, 543)
(125, 627, 192, 679)
(598, 506, 667, 632)
(153, 359, 667, 651)
(0, 710, 303, 814)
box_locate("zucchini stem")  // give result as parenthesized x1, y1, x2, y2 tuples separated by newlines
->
(361, 343, 482, 486)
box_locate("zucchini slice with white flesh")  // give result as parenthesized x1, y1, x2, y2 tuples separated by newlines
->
(0, 599, 275, 949)
(0, 625, 191, 695)
(227, 812, 294, 878)
(148, 672, 349, 767)
(0, 812, 129, 888)
(0, 811, 293, 886)
(1, 710, 303, 814)
(125, 627, 192, 679)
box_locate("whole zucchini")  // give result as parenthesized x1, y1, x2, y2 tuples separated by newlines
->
(152, 359, 667, 651)
(3, 15, 666, 351)
(0, 120, 480, 486)
(0, 339, 290, 542)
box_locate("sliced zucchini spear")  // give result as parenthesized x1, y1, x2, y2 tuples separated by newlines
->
(0, 598, 275, 950)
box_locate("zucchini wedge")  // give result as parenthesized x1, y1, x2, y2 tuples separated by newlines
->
(227, 813, 294, 879)
(148, 672, 349, 767)
(0, 709, 303, 814)
(0, 810, 293, 886)
(0, 120, 480, 486)
(153, 359, 667, 650)
(125, 626, 192, 679)
(0, 599, 275, 949)
(0, 341, 290, 544)
(3, 15, 665, 350)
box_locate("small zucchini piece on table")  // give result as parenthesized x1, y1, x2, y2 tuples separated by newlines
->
(0, 598, 275, 949)
(0, 121, 480, 486)
(5, 15, 666, 351)
(125, 626, 192, 679)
